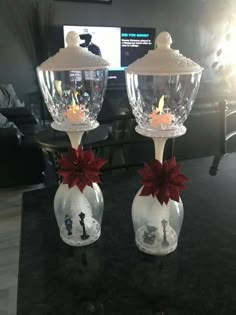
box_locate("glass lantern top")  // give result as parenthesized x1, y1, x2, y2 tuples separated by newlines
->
(38, 31, 110, 71)
(37, 31, 109, 132)
(126, 31, 203, 75)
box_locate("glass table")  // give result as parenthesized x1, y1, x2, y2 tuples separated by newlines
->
(17, 155, 236, 314)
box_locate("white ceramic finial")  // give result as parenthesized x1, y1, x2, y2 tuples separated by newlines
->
(126, 31, 203, 75)
(66, 31, 80, 47)
(156, 32, 173, 50)
(38, 30, 109, 71)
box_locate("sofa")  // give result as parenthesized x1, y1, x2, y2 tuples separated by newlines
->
(0, 85, 44, 187)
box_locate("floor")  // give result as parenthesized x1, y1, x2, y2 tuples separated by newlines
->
(0, 184, 44, 315)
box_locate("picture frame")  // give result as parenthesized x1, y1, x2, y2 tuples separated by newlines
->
(55, 0, 112, 4)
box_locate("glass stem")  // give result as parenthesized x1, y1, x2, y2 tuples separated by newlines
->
(67, 131, 84, 149)
(152, 137, 168, 163)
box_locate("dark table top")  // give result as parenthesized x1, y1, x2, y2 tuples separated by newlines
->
(18, 155, 236, 315)
(35, 125, 109, 152)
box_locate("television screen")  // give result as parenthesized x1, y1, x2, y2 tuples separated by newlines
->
(63, 25, 156, 85)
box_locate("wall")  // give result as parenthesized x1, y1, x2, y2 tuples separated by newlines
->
(0, 0, 166, 97)
(0, 17, 37, 96)
(55, 0, 164, 28)
(0, 0, 235, 97)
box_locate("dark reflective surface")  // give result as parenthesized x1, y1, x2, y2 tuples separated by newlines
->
(18, 157, 236, 314)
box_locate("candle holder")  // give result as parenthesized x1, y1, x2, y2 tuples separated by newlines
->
(37, 31, 109, 246)
(126, 32, 203, 255)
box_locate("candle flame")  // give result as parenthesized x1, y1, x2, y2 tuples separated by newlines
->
(157, 95, 164, 113)
(148, 95, 173, 127)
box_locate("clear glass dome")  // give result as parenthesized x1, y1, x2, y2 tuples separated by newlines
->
(54, 183, 104, 246)
(37, 68, 108, 130)
(126, 71, 202, 132)
(132, 187, 184, 256)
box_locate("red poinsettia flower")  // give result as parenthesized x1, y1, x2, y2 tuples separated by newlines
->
(138, 157, 188, 205)
(58, 146, 106, 192)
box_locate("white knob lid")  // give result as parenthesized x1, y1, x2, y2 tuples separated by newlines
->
(38, 31, 110, 71)
(66, 31, 81, 47)
(126, 31, 203, 75)
(156, 31, 173, 50)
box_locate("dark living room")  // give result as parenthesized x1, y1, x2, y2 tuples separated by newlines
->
(0, 0, 236, 314)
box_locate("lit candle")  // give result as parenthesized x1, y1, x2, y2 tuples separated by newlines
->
(148, 95, 173, 127)
(65, 103, 86, 123)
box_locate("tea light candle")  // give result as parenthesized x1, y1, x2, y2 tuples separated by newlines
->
(148, 95, 173, 127)
(65, 104, 86, 123)
(149, 110, 173, 127)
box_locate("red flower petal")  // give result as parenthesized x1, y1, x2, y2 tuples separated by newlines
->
(140, 186, 154, 196)
(57, 146, 106, 192)
(139, 157, 188, 204)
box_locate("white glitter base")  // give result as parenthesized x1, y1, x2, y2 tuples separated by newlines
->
(135, 225, 178, 256)
(60, 218, 101, 247)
